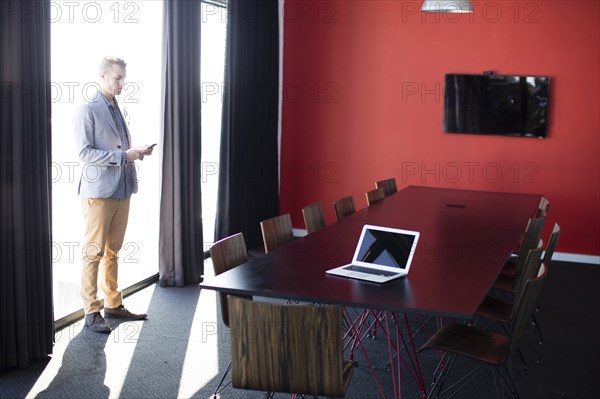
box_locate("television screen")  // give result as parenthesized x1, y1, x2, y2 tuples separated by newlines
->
(443, 73, 550, 138)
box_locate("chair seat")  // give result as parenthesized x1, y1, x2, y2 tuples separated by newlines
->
(419, 323, 510, 366)
(512, 242, 522, 256)
(500, 257, 518, 277)
(493, 274, 515, 292)
(477, 296, 514, 323)
(507, 237, 544, 267)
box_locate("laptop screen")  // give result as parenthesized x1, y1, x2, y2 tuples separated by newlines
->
(355, 227, 417, 269)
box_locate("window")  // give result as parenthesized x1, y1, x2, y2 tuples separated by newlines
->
(201, 1, 227, 244)
(51, 1, 227, 321)
(51, 1, 163, 319)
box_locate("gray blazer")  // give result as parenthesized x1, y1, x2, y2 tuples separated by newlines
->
(74, 91, 138, 198)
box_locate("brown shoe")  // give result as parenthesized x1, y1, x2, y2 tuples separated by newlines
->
(104, 305, 147, 320)
(85, 312, 112, 333)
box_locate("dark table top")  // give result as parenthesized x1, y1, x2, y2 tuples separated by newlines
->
(200, 186, 541, 318)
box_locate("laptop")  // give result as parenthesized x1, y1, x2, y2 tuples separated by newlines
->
(326, 224, 420, 283)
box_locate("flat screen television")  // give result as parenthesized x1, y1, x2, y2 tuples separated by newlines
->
(443, 73, 550, 138)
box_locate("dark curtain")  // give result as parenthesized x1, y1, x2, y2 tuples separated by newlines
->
(214, 0, 280, 249)
(0, 0, 54, 373)
(159, 0, 203, 286)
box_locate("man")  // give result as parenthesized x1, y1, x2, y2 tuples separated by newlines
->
(74, 56, 153, 333)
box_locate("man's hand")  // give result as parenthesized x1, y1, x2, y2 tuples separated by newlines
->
(125, 146, 154, 161)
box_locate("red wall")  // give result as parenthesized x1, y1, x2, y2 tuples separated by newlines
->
(280, 0, 600, 256)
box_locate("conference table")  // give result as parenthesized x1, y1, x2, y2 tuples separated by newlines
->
(200, 185, 541, 398)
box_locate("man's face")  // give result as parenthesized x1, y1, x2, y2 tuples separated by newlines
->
(100, 64, 126, 97)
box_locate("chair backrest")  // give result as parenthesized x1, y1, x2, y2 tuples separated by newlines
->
(333, 195, 356, 221)
(513, 246, 544, 306)
(302, 201, 326, 234)
(517, 217, 545, 261)
(535, 196, 550, 218)
(365, 188, 385, 206)
(228, 296, 353, 397)
(542, 223, 561, 267)
(509, 261, 548, 356)
(209, 233, 249, 327)
(375, 178, 397, 197)
(260, 213, 294, 253)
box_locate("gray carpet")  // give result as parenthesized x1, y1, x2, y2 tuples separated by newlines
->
(1, 261, 599, 398)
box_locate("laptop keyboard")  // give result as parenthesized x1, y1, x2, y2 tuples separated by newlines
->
(343, 265, 399, 277)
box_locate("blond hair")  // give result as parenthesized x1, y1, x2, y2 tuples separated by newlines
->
(99, 56, 127, 74)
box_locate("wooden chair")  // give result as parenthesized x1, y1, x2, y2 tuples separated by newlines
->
(419, 261, 549, 398)
(302, 201, 326, 234)
(260, 213, 294, 253)
(498, 217, 545, 280)
(477, 246, 544, 324)
(365, 188, 385, 206)
(375, 178, 397, 197)
(477, 244, 544, 368)
(479, 224, 560, 362)
(209, 233, 251, 398)
(508, 197, 549, 259)
(532, 223, 561, 344)
(228, 296, 357, 398)
(333, 195, 356, 221)
(542, 223, 560, 267)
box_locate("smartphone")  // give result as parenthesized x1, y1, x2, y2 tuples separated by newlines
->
(147, 143, 158, 149)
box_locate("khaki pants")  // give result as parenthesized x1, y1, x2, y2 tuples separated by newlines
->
(81, 198, 131, 314)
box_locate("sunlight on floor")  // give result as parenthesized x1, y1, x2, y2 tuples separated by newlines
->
(24, 286, 154, 398)
(102, 287, 154, 398)
(178, 263, 220, 397)
(25, 266, 222, 398)
(23, 328, 72, 397)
